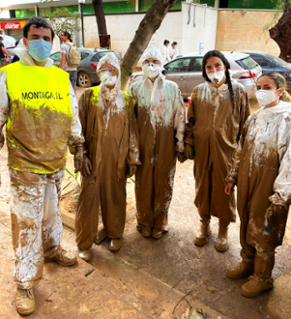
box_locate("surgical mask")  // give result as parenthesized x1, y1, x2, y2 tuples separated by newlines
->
(255, 89, 280, 108)
(100, 71, 118, 86)
(28, 39, 52, 62)
(207, 70, 225, 84)
(142, 63, 162, 79)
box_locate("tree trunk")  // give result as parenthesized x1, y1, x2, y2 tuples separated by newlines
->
(120, 0, 177, 89)
(269, 3, 291, 62)
(92, 0, 107, 35)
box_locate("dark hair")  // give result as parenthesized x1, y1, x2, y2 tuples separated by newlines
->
(202, 50, 234, 106)
(172, 41, 178, 46)
(0, 36, 3, 41)
(15, 40, 19, 47)
(23, 17, 55, 41)
(258, 71, 291, 102)
(62, 31, 72, 42)
(164, 40, 170, 45)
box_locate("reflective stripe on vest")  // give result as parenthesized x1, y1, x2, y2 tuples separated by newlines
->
(1, 62, 72, 174)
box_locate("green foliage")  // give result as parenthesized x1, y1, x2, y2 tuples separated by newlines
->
(63, 168, 81, 199)
(47, 7, 81, 37)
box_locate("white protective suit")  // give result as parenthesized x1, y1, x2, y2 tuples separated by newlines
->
(129, 46, 186, 232)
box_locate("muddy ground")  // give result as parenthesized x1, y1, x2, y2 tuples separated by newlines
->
(0, 89, 291, 318)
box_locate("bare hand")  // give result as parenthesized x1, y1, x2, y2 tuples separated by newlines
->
(74, 146, 84, 173)
(81, 155, 92, 177)
(126, 165, 137, 178)
(225, 182, 235, 195)
(185, 144, 194, 159)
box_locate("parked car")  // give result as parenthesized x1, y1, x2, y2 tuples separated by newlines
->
(130, 51, 261, 99)
(50, 48, 119, 87)
(1, 35, 16, 48)
(240, 51, 291, 88)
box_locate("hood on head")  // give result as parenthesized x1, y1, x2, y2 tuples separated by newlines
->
(141, 46, 163, 64)
(97, 53, 121, 89)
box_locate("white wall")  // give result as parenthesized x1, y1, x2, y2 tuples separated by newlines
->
(181, 3, 218, 54)
(83, 11, 183, 57)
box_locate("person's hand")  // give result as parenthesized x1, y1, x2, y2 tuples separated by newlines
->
(81, 154, 92, 177)
(74, 145, 84, 173)
(185, 144, 194, 159)
(225, 182, 235, 195)
(126, 165, 137, 178)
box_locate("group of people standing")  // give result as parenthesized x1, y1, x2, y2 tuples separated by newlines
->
(160, 39, 179, 64)
(0, 17, 290, 316)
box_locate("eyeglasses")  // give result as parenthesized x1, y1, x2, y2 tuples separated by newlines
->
(98, 67, 115, 73)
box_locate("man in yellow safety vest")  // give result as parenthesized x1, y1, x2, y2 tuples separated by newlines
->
(0, 18, 84, 316)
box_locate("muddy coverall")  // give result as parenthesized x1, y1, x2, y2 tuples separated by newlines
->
(186, 81, 250, 225)
(0, 61, 84, 289)
(226, 101, 291, 282)
(129, 75, 185, 231)
(75, 86, 140, 250)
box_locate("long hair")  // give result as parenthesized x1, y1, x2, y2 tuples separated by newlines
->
(63, 31, 72, 42)
(202, 50, 235, 107)
(258, 72, 291, 103)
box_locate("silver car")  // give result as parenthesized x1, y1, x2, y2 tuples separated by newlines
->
(130, 51, 261, 99)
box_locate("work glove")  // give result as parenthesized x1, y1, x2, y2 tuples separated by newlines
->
(74, 145, 84, 173)
(126, 165, 137, 178)
(263, 203, 288, 234)
(176, 152, 187, 163)
(81, 154, 92, 177)
(185, 143, 195, 159)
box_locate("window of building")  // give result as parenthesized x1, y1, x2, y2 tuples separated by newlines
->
(15, 8, 35, 18)
(200, 0, 215, 7)
(227, 0, 276, 9)
(139, 0, 183, 12)
(83, 1, 135, 14)
(39, 5, 79, 17)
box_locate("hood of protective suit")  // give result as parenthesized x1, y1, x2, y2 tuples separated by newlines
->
(141, 46, 165, 103)
(97, 53, 124, 111)
(14, 38, 53, 67)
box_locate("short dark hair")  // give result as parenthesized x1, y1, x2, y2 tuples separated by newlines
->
(164, 40, 170, 45)
(172, 42, 178, 46)
(23, 17, 55, 41)
(62, 31, 72, 42)
(15, 40, 19, 47)
(0, 36, 3, 41)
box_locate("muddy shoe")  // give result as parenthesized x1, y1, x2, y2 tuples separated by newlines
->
(194, 222, 211, 246)
(214, 226, 229, 252)
(78, 249, 92, 262)
(16, 288, 35, 316)
(152, 228, 163, 239)
(241, 275, 273, 298)
(109, 239, 121, 251)
(45, 246, 77, 266)
(227, 260, 254, 279)
(141, 227, 152, 238)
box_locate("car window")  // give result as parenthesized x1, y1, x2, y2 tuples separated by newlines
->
(251, 57, 262, 65)
(50, 52, 61, 62)
(188, 57, 203, 72)
(2, 37, 16, 45)
(81, 52, 89, 60)
(268, 54, 288, 67)
(90, 51, 118, 62)
(236, 57, 258, 70)
(261, 58, 270, 67)
(165, 58, 192, 73)
(7, 48, 15, 55)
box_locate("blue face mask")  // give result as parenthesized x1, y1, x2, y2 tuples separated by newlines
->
(28, 39, 52, 62)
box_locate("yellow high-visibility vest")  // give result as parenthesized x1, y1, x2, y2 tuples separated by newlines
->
(0, 62, 72, 174)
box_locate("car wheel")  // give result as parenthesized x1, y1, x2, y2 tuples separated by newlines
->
(78, 71, 92, 88)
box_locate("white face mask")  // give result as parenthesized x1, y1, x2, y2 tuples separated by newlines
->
(142, 63, 162, 79)
(100, 72, 118, 86)
(255, 89, 280, 108)
(207, 70, 225, 84)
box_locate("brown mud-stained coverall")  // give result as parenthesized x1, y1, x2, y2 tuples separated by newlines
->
(186, 81, 250, 225)
(75, 85, 140, 250)
(129, 75, 186, 231)
(226, 101, 291, 281)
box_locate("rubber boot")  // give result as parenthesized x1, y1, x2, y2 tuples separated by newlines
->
(227, 260, 254, 279)
(241, 253, 274, 298)
(78, 249, 92, 261)
(194, 220, 211, 246)
(215, 222, 229, 252)
(141, 226, 152, 238)
(109, 239, 122, 251)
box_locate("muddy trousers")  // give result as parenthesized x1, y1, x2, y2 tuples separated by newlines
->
(9, 168, 64, 289)
(75, 174, 127, 251)
(195, 164, 235, 226)
(135, 160, 176, 232)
